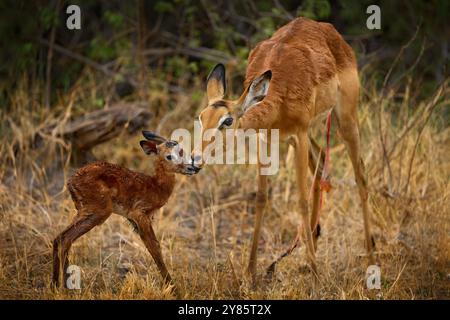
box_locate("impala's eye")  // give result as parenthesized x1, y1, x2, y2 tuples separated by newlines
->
(220, 117, 233, 129)
(166, 140, 178, 148)
(166, 155, 173, 161)
(223, 117, 233, 126)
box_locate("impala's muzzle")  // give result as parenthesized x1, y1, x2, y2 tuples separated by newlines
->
(187, 165, 201, 175)
(189, 155, 202, 173)
(183, 164, 201, 176)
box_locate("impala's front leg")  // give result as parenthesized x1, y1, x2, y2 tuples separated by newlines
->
(247, 165, 268, 284)
(237, 116, 270, 284)
(133, 213, 176, 294)
(295, 130, 318, 276)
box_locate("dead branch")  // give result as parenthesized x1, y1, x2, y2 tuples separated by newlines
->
(54, 102, 151, 151)
(28, 101, 152, 168)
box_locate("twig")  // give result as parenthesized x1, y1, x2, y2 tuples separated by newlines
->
(381, 26, 420, 96)
(387, 94, 446, 161)
(200, 0, 218, 31)
(377, 97, 394, 190)
(158, 32, 232, 63)
(388, 40, 426, 91)
(137, 0, 149, 100)
(377, 26, 421, 188)
(38, 38, 138, 87)
(227, 2, 259, 31)
(386, 262, 408, 297)
(44, 0, 62, 108)
(274, 0, 294, 20)
(144, 46, 230, 64)
(39, 39, 112, 76)
(404, 83, 445, 194)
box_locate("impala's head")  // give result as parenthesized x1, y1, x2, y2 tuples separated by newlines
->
(140, 131, 200, 176)
(191, 63, 272, 169)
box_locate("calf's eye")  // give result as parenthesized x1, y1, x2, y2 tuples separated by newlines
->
(166, 141, 178, 148)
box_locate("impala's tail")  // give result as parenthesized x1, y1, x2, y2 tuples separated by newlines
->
(67, 181, 83, 211)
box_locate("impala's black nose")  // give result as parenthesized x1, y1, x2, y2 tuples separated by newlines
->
(190, 155, 202, 171)
(186, 165, 201, 175)
(191, 155, 202, 163)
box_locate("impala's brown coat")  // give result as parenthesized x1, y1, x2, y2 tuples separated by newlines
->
(52, 138, 194, 294)
(68, 160, 176, 216)
(194, 17, 375, 282)
(239, 18, 356, 133)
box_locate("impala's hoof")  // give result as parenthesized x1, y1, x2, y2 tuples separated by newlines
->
(266, 262, 276, 279)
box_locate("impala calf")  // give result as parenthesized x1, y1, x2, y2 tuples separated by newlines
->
(52, 131, 198, 290)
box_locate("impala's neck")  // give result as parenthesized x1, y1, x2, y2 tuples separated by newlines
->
(147, 156, 176, 194)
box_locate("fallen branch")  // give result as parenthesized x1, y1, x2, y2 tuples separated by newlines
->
(30, 101, 152, 167)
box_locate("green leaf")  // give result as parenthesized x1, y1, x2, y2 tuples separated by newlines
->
(104, 11, 124, 28)
(154, 1, 174, 13)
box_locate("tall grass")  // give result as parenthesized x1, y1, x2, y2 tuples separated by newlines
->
(0, 74, 448, 299)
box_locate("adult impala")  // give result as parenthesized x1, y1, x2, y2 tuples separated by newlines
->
(190, 18, 376, 281)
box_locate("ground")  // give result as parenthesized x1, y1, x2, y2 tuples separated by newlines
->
(0, 88, 449, 300)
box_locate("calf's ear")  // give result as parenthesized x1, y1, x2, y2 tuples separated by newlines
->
(142, 131, 166, 144)
(140, 140, 158, 155)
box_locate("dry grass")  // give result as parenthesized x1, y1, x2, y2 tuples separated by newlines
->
(0, 76, 449, 300)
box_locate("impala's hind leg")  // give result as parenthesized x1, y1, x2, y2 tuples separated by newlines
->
(335, 76, 375, 264)
(336, 116, 375, 264)
(52, 184, 112, 288)
(52, 212, 110, 287)
(308, 136, 325, 252)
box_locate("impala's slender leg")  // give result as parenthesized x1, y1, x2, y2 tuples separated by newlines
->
(247, 164, 268, 283)
(336, 117, 375, 264)
(133, 214, 173, 285)
(295, 129, 318, 275)
(308, 136, 325, 252)
(335, 80, 375, 264)
(265, 137, 323, 276)
(52, 212, 110, 287)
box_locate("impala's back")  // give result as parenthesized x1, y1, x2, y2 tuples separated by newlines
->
(242, 17, 358, 133)
(67, 161, 177, 216)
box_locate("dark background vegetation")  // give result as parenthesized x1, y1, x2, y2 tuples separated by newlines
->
(0, 0, 448, 112)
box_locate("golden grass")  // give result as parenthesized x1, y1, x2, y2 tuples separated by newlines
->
(0, 78, 449, 300)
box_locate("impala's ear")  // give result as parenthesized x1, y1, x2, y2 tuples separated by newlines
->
(241, 70, 272, 112)
(142, 131, 166, 144)
(206, 63, 226, 102)
(140, 140, 158, 155)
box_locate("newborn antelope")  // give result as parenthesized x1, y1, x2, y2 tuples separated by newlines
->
(52, 131, 198, 290)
